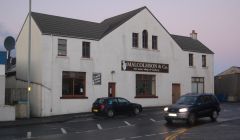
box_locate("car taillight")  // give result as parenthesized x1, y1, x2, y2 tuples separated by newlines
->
(100, 104, 105, 110)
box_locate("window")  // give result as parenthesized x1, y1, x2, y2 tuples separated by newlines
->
(62, 71, 87, 98)
(136, 74, 157, 98)
(189, 53, 193, 66)
(142, 30, 148, 49)
(152, 35, 158, 50)
(82, 41, 90, 58)
(202, 55, 206, 67)
(191, 77, 204, 93)
(58, 39, 67, 56)
(132, 33, 138, 48)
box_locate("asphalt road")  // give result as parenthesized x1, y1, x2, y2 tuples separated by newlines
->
(0, 103, 240, 140)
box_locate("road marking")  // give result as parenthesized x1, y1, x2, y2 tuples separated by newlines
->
(145, 133, 156, 137)
(130, 136, 142, 139)
(124, 121, 131, 126)
(97, 124, 103, 130)
(150, 118, 156, 122)
(61, 128, 67, 134)
(165, 128, 188, 140)
(112, 138, 125, 140)
(159, 132, 168, 135)
(27, 132, 31, 139)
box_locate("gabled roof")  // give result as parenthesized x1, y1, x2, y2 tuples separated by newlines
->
(31, 7, 145, 40)
(171, 35, 214, 54)
(216, 66, 240, 76)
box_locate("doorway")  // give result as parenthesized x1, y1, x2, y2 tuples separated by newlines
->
(108, 82, 116, 97)
(172, 83, 181, 104)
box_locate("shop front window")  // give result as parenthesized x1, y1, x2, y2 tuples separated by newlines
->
(61, 71, 87, 99)
(136, 74, 157, 98)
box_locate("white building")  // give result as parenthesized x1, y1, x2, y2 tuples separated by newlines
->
(9, 6, 214, 117)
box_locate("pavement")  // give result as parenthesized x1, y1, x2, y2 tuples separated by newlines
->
(0, 106, 164, 128)
(0, 112, 93, 128)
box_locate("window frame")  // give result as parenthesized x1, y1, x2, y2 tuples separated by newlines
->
(142, 30, 148, 49)
(202, 55, 206, 67)
(191, 77, 204, 94)
(189, 53, 193, 66)
(82, 41, 90, 58)
(58, 39, 67, 56)
(152, 35, 158, 50)
(61, 71, 88, 99)
(132, 33, 139, 48)
(135, 74, 158, 98)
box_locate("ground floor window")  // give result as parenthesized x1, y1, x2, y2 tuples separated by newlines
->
(191, 77, 204, 93)
(136, 74, 157, 98)
(61, 71, 87, 99)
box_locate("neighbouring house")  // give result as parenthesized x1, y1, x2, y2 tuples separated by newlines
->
(215, 66, 240, 102)
(0, 51, 15, 121)
(7, 6, 214, 117)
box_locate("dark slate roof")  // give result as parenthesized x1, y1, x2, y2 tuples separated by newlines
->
(171, 35, 214, 54)
(31, 7, 145, 40)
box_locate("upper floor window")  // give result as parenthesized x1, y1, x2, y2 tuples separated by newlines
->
(58, 39, 67, 56)
(132, 33, 138, 48)
(189, 53, 193, 66)
(152, 35, 158, 50)
(202, 55, 206, 67)
(142, 30, 148, 49)
(82, 41, 90, 58)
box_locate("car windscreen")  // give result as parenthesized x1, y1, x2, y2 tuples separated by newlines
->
(176, 96, 197, 105)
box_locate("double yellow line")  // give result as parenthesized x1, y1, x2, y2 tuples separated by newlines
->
(165, 128, 188, 140)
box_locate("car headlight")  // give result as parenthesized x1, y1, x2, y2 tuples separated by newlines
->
(179, 108, 188, 113)
(164, 107, 168, 112)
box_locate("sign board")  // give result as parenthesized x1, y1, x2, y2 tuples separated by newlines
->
(121, 60, 169, 73)
(93, 73, 101, 85)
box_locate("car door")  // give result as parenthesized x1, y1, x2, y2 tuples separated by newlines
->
(195, 96, 207, 117)
(117, 98, 131, 114)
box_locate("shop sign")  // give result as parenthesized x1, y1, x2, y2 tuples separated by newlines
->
(93, 73, 101, 85)
(121, 60, 169, 73)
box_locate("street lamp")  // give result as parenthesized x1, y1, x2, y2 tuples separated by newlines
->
(27, 0, 32, 118)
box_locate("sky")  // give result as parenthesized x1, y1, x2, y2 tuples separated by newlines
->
(0, 0, 239, 75)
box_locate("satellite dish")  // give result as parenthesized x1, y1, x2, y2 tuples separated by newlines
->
(4, 36, 15, 51)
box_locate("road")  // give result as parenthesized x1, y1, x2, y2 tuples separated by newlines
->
(0, 103, 240, 140)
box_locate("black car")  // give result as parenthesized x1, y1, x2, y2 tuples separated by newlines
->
(164, 93, 221, 125)
(92, 97, 142, 117)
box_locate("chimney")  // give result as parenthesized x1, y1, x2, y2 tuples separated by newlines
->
(190, 30, 197, 40)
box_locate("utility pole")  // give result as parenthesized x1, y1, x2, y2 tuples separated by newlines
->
(27, 0, 32, 118)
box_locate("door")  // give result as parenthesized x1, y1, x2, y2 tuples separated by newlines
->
(172, 84, 181, 104)
(108, 82, 116, 97)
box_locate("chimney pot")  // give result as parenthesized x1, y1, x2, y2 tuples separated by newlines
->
(190, 30, 197, 40)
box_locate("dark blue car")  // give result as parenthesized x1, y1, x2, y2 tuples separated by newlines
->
(164, 93, 221, 125)
(92, 97, 142, 117)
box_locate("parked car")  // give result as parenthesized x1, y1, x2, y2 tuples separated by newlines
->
(164, 93, 221, 125)
(92, 97, 142, 117)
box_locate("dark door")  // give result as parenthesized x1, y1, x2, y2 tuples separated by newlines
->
(108, 82, 116, 97)
(172, 84, 181, 104)
(117, 98, 131, 114)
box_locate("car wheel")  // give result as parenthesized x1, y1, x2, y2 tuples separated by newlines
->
(107, 110, 114, 118)
(133, 107, 140, 115)
(188, 113, 196, 125)
(165, 118, 173, 124)
(211, 110, 218, 122)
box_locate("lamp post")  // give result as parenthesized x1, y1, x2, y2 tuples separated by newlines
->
(27, 0, 32, 118)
